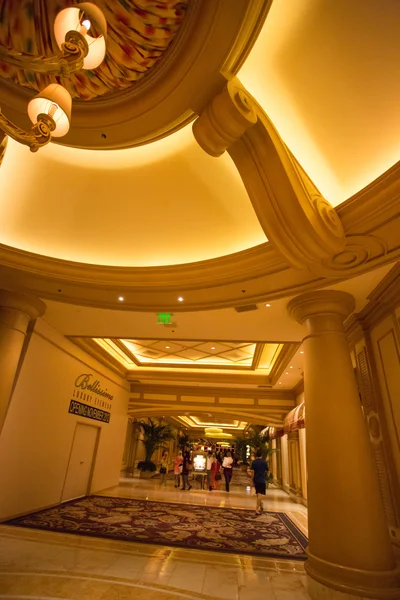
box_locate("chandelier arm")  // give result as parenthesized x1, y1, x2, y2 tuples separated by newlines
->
(0, 112, 53, 153)
(0, 39, 87, 77)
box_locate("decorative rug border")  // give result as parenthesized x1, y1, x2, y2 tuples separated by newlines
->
(6, 495, 308, 561)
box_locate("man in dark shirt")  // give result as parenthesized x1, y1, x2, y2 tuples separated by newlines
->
(250, 449, 269, 515)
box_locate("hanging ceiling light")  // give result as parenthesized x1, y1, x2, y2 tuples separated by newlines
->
(0, 3, 107, 153)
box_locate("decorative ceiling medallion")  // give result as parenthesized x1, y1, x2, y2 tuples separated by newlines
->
(0, 0, 188, 101)
(0, 1, 272, 148)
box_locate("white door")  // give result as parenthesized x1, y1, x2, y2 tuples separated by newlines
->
(62, 423, 99, 502)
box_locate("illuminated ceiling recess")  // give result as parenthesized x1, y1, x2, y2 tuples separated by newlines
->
(0, 3, 106, 152)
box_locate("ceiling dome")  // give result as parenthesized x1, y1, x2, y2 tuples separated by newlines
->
(0, 0, 188, 100)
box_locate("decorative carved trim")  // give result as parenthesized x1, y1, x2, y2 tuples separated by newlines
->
(220, 0, 273, 76)
(130, 382, 295, 402)
(355, 345, 399, 528)
(195, 80, 346, 269)
(0, 132, 7, 166)
(193, 79, 257, 157)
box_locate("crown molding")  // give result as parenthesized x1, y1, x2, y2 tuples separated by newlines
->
(130, 382, 295, 402)
(292, 378, 304, 398)
(0, 155, 399, 311)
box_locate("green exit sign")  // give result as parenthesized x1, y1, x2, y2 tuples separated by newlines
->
(157, 313, 172, 324)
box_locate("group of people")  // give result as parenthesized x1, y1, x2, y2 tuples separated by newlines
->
(161, 445, 270, 512)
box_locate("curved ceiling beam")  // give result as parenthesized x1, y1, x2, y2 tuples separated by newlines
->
(193, 78, 346, 269)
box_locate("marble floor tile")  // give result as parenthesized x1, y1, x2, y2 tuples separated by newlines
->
(166, 574, 205, 594)
(0, 476, 309, 600)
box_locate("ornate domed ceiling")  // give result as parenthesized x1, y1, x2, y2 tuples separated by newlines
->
(0, 0, 188, 100)
(0, 0, 399, 313)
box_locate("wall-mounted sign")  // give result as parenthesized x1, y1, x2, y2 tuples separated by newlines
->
(69, 373, 113, 424)
(68, 400, 110, 423)
(157, 312, 172, 324)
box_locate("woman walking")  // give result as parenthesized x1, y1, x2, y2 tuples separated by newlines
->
(222, 451, 233, 492)
(174, 451, 183, 488)
(211, 451, 220, 489)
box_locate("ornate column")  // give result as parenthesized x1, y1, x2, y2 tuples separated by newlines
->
(287, 290, 400, 600)
(0, 289, 45, 435)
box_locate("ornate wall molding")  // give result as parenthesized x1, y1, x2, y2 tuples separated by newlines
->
(345, 263, 400, 335)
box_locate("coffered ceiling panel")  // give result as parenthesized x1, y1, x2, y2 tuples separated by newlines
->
(117, 338, 265, 368)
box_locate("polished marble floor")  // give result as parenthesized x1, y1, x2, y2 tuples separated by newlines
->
(0, 476, 310, 599)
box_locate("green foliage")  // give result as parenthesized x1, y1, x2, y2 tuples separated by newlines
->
(177, 432, 190, 452)
(137, 418, 175, 463)
(247, 427, 270, 460)
(137, 460, 157, 472)
(233, 435, 250, 463)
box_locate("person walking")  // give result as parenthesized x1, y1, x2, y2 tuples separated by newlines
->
(222, 450, 233, 492)
(250, 449, 269, 515)
(206, 450, 215, 491)
(181, 444, 192, 491)
(174, 451, 183, 488)
(160, 451, 169, 486)
(211, 451, 220, 489)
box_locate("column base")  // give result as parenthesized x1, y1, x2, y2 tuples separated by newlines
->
(306, 553, 400, 599)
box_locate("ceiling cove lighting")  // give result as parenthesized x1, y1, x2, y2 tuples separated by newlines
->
(0, 3, 107, 153)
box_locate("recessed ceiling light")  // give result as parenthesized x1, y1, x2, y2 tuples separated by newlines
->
(166, 346, 170, 349)
(285, 372, 289, 375)
(265, 303, 271, 307)
(211, 347, 215, 350)
(178, 297, 184, 302)
(118, 296, 124, 301)
(300, 351, 304, 354)
(278, 381, 282, 384)
(290, 366, 293, 369)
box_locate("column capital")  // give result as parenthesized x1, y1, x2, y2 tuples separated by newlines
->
(0, 289, 46, 320)
(287, 290, 355, 325)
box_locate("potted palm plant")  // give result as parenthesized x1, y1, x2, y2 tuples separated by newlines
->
(137, 418, 175, 479)
(234, 435, 250, 470)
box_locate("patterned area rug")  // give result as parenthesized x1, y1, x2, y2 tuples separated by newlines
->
(7, 496, 308, 560)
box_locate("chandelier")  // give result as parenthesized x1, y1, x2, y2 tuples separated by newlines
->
(0, 3, 107, 152)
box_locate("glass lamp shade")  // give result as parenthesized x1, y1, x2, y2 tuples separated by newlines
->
(27, 84, 72, 138)
(54, 2, 107, 70)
